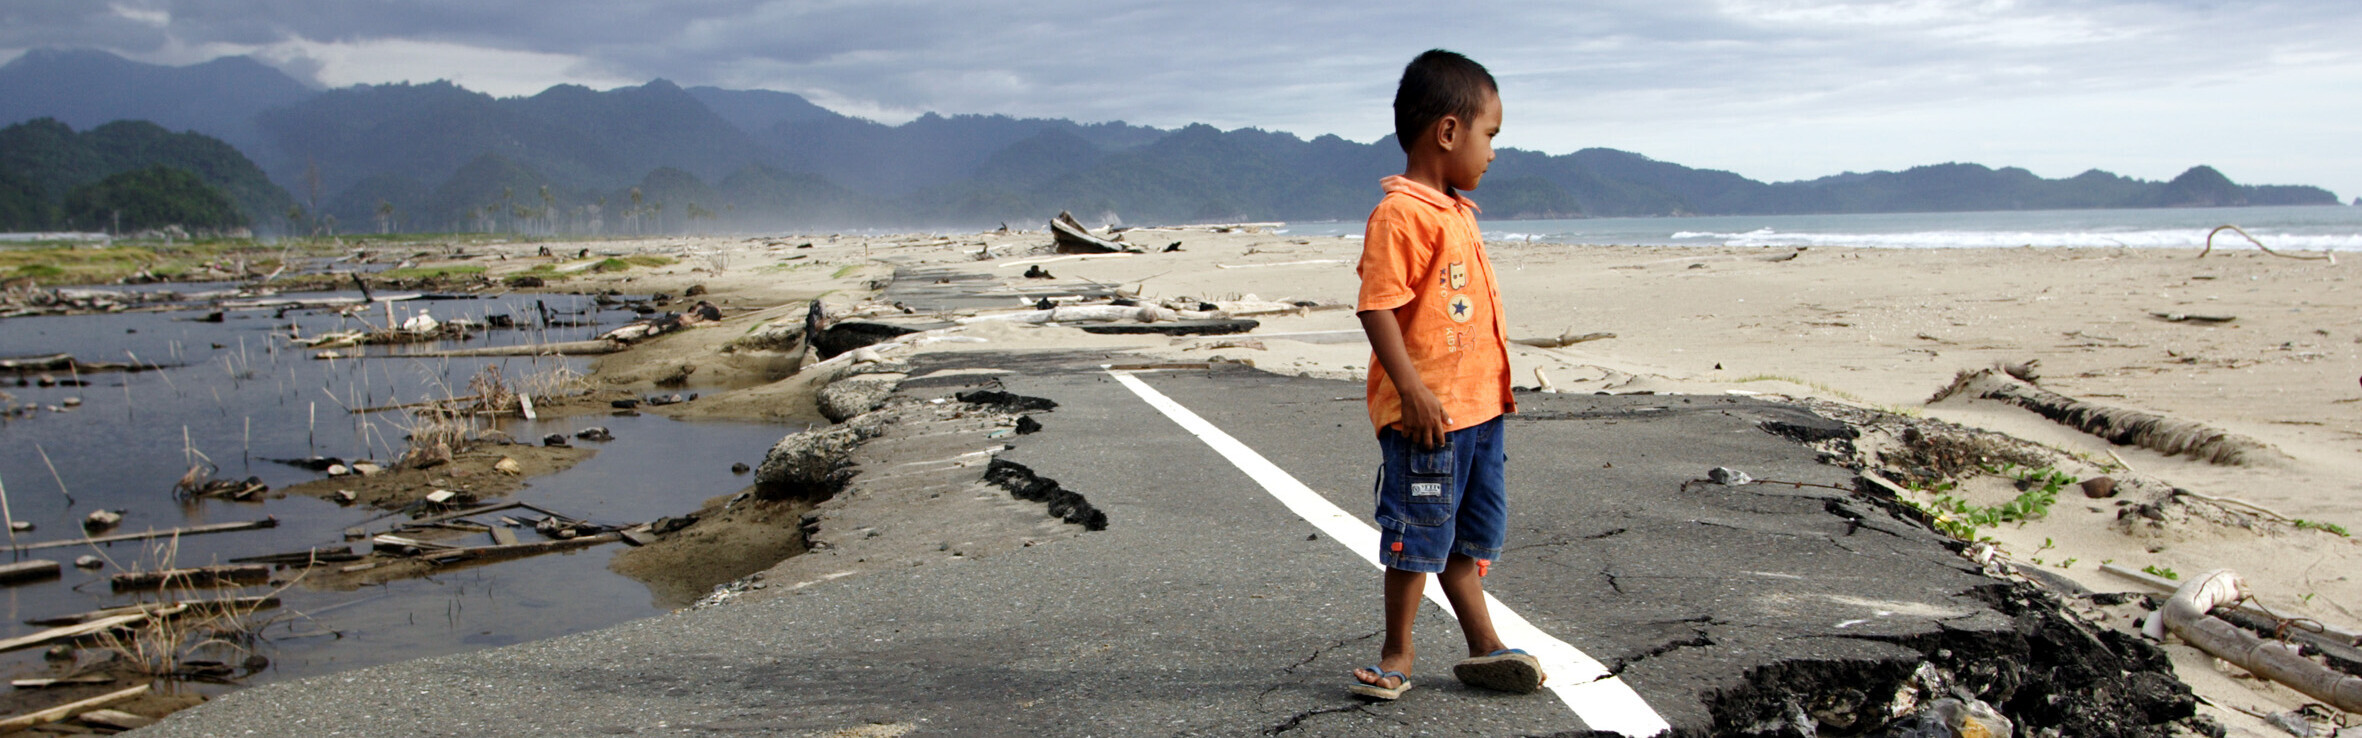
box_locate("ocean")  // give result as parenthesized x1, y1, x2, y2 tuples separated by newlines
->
(1277, 205, 2362, 252)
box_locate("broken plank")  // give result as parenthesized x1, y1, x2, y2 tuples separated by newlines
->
(425, 531, 623, 565)
(0, 683, 151, 731)
(77, 708, 156, 730)
(23, 596, 279, 627)
(0, 609, 171, 653)
(228, 546, 361, 565)
(399, 501, 525, 529)
(367, 339, 625, 359)
(11, 518, 278, 552)
(371, 534, 460, 554)
(0, 560, 61, 585)
(109, 564, 271, 591)
(490, 527, 519, 546)
(9, 675, 115, 688)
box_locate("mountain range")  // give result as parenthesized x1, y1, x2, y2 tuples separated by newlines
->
(0, 47, 2341, 235)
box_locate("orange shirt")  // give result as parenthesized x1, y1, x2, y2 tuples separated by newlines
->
(1356, 175, 1515, 435)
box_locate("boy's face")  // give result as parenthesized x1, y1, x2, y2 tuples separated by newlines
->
(1442, 90, 1502, 192)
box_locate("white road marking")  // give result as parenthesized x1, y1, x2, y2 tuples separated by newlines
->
(1107, 370, 1672, 737)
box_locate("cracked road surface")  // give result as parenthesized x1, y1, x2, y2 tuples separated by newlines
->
(146, 354, 2014, 737)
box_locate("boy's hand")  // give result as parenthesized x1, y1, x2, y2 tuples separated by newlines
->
(1359, 309, 1453, 450)
(1398, 383, 1450, 450)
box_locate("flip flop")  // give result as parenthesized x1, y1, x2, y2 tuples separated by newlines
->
(1453, 648, 1544, 694)
(1348, 666, 1413, 700)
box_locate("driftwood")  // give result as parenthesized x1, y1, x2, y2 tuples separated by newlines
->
(9, 675, 114, 688)
(1049, 211, 1140, 254)
(325, 339, 626, 359)
(1930, 367, 2276, 465)
(0, 353, 170, 374)
(0, 559, 60, 584)
(24, 595, 279, 627)
(0, 609, 173, 653)
(1512, 330, 1617, 348)
(424, 530, 624, 564)
(2149, 311, 2235, 324)
(12, 517, 277, 552)
(228, 546, 361, 565)
(109, 564, 271, 591)
(2198, 224, 2335, 264)
(0, 682, 150, 732)
(2161, 570, 2360, 713)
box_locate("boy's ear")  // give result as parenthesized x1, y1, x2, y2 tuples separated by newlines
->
(1432, 113, 1463, 152)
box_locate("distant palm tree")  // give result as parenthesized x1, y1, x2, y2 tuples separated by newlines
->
(376, 200, 396, 234)
(629, 188, 645, 235)
(539, 185, 555, 235)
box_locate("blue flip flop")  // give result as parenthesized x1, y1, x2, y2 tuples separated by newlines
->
(1348, 666, 1413, 700)
(1453, 648, 1544, 694)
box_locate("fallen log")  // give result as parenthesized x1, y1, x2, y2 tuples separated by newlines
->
(228, 546, 360, 565)
(11, 517, 277, 552)
(1079, 319, 1260, 336)
(2161, 569, 2361, 713)
(0, 353, 171, 374)
(2149, 311, 2236, 324)
(0, 559, 60, 585)
(1930, 367, 2276, 466)
(0, 683, 150, 732)
(109, 564, 271, 591)
(8, 675, 115, 688)
(424, 531, 624, 565)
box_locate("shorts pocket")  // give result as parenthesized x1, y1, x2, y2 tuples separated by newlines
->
(1399, 440, 1455, 525)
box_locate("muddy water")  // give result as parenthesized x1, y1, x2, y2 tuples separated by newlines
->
(0, 290, 789, 685)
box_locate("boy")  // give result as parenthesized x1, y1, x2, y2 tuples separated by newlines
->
(1348, 50, 1543, 700)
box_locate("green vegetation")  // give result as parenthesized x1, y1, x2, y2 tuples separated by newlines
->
(377, 264, 486, 280)
(2143, 565, 2180, 581)
(2293, 519, 2351, 537)
(63, 166, 246, 232)
(1905, 464, 2072, 541)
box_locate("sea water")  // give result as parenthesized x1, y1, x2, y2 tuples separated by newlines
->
(1280, 205, 2362, 252)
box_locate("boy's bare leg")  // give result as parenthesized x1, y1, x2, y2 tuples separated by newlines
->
(1437, 553, 1507, 656)
(1354, 567, 1427, 689)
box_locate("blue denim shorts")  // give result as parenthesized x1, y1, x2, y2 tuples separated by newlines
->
(1373, 416, 1507, 573)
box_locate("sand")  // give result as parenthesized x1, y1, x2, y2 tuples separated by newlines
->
(419, 227, 2356, 730)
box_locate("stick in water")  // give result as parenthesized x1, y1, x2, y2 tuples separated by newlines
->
(34, 445, 72, 506)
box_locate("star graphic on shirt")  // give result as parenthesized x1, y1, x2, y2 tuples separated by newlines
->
(1446, 294, 1474, 323)
(1452, 300, 1469, 317)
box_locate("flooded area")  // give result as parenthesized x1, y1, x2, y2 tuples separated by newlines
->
(0, 288, 792, 689)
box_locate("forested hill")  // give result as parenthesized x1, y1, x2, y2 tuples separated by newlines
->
(0, 48, 2341, 235)
(0, 118, 294, 232)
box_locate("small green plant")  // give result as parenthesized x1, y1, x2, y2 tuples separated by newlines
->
(832, 264, 863, 279)
(2293, 519, 2351, 537)
(2056, 558, 2077, 569)
(2142, 564, 2180, 581)
(2300, 592, 2317, 605)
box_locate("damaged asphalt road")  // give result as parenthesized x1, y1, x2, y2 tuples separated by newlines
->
(142, 353, 2192, 736)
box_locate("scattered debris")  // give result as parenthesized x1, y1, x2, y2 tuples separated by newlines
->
(0, 559, 61, 585)
(109, 564, 272, 591)
(1512, 330, 1617, 348)
(1931, 367, 2278, 465)
(1049, 211, 1141, 254)
(2159, 569, 2361, 713)
(11, 517, 278, 552)
(2149, 311, 2236, 324)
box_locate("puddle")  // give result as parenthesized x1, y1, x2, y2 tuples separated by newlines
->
(0, 292, 793, 685)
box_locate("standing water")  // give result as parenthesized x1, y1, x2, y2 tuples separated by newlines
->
(0, 288, 788, 691)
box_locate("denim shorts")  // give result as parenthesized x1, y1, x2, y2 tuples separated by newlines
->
(1373, 415, 1507, 573)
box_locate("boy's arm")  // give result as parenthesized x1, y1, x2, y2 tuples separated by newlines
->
(1359, 308, 1450, 450)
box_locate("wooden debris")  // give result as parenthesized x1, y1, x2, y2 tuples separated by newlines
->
(109, 564, 272, 591)
(371, 534, 459, 555)
(0, 353, 170, 375)
(618, 528, 655, 547)
(1512, 330, 1617, 348)
(1049, 211, 1140, 254)
(12, 517, 277, 552)
(23, 596, 278, 627)
(0, 560, 60, 585)
(10, 675, 114, 688)
(1078, 319, 1259, 336)
(0, 682, 150, 732)
(425, 531, 624, 565)
(490, 527, 520, 546)
(229, 546, 360, 565)
(2149, 311, 2236, 324)
(0, 610, 167, 653)
(77, 708, 156, 730)
(342, 338, 626, 359)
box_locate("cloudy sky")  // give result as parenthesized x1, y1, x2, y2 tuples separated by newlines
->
(6, 0, 2359, 199)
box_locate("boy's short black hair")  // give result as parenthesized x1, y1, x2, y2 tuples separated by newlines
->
(1393, 49, 1497, 153)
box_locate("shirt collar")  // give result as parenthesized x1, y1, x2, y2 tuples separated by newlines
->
(1380, 175, 1481, 213)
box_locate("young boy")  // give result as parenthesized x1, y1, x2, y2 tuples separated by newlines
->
(1348, 49, 1543, 700)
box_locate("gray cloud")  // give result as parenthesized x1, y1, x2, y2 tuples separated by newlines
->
(5, 0, 2357, 195)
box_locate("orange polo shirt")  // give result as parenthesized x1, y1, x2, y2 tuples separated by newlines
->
(1356, 175, 1515, 435)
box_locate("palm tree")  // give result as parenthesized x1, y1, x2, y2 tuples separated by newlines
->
(538, 185, 555, 235)
(628, 187, 645, 236)
(376, 200, 396, 234)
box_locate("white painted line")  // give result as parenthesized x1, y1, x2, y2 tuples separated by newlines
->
(1107, 370, 1671, 737)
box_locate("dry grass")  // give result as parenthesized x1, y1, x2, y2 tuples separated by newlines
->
(517, 361, 589, 399)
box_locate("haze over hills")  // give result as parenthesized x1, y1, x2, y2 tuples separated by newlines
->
(0, 48, 2340, 235)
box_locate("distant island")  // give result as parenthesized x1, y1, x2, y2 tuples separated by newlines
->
(0, 48, 2341, 235)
